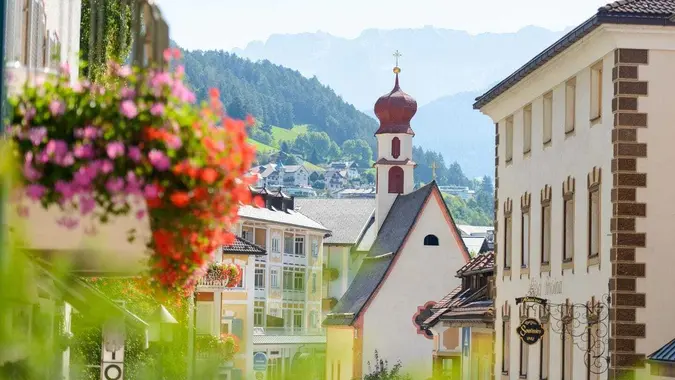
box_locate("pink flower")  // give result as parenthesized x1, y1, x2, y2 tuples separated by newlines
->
(150, 72, 172, 89)
(74, 144, 94, 159)
(55, 181, 75, 201)
(128, 146, 142, 162)
(100, 160, 114, 174)
(57, 216, 79, 229)
(25, 184, 46, 201)
(136, 210, 146, 220)
(75, 126, 101, 140)
(58, 153, 75, 167)
(106, 141, 125, 159)
(125, 172, 143, 194)
(150, 103, 165, 116)
(120, 86, 136, 99)
(59, 62, 70, 76)
(27, 127, 47, 145)
(105, 177, 125, 193)
(45, 139, 68, 159)
(49, 100, 66, 116)
(22, 162, 41, 181)
(166, 135, 183, 150)
(117, 66, 132, 78)
(148, 149, 170, 171)
(143, 184, 160, 199)
(73, 167, 94, 188)
(120, 100, 138, 119)
(79, 196, 96, 216)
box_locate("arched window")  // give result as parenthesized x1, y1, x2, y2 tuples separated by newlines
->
(388, 166, 404, 193)
(424, 234, 439, 246)
(391, 137, 401, 159)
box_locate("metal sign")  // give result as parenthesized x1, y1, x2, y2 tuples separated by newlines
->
(517, 318, 545, 345)
(101, 363, 123, 380)
(515, 296, 547, 306)
(253, 352, 268, 371)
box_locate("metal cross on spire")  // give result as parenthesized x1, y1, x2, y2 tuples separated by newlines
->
(393, 50, 402, 74)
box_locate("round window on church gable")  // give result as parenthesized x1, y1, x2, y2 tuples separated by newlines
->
(424, 234, 439, 246)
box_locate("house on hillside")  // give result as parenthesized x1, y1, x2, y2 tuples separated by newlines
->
(328, 162, 359, 180)
(282, 165, 310, 187)
(323, 66, 470, 380)
(294, 198, 377, 314)
(324, 170, 347, 191)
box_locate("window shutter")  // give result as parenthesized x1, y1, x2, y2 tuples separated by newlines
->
(232, 318, 243, 339)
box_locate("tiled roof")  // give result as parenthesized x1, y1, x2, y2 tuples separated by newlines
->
(238, 204, 329, 232)
(294, 198, 376, 244)
(422, 286, 493, 328)
(324, 182, 469, 326)
(456, 251, 495, 277)
(600, 0, 675, 14)
(222, 236, 267, 255)
(649, 338, 675, 362)
(474, 0, 675, 110)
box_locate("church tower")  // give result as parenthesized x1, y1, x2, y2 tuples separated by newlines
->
(373, 53, 418, 230)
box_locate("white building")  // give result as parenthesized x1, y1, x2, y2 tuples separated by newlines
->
(323, 66, 470, 380)
(475, 1, 675, 379)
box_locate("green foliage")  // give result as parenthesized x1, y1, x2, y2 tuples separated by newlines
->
(291, 131, 341, 163)
(443, 193, 493, 226)
(180, 49, 377, 147)
(364, 350, 413, 380)
(342, 139, 373, 168)
(413, 146, 470, 187)
(79, 0, 133, 82)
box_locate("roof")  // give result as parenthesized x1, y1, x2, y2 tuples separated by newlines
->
(355, 216, 377, 252)
(457, 225, 493, 237)
(473, 0, 675, 110)
(252, 335, 327, 345)
(324, 181, 469, 326)
(238, 204, 330, 232)
(422, 286, 493, 328)
(283, 165, 305, 173)
(463, 237, 487, 256)
(456, 251, 495, 277)
(294, 198, 376, 245)
(649, 338, 675, 363)
(222, 236, 267, 255)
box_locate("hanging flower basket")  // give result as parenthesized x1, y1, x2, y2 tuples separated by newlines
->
(202, 262, 242, 288)
(7, 49, 259, 294)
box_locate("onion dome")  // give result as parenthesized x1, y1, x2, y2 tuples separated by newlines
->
(374, 66, 417, 135)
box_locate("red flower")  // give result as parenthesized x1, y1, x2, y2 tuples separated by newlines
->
(201, 168, 218, 184)
(170, 192, 190, 208)
(193, 187, 208, 202)
(209, 88, 220, 99)
(146, 197, 162, 209)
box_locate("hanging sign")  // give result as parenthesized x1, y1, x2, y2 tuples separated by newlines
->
(517, 318, 545, 345)
(515, 296, 547, 306)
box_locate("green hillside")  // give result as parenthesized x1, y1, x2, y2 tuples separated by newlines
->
(271, 125, 308, 145)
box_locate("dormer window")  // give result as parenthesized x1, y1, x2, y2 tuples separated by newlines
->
(423, 234, 439, 246)
(391, 137, 401, 159)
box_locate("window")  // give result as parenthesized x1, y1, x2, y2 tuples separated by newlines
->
(255, 264, 265, 289)
(283, 233, 293, 254)
(541, 204, 551, 265)
(501, 320, 510, 374)
(311, 240, 319, 257)
(254, 301, 265, 327)
(236, 270, 245, 288)
(312, 273, 317, 293)
(293, 310, 303, 328)
(590, 62, 603, 121)
(519, 340, 529, 378)
(242, 226, 253, 241)
(271, 234, 281, 253)
(504, 215, 512, 269)
(565, 78, 576, 134)
(270, 268, 279, 288)
(505, 117, 514, 163)
(424, 234, 439, 246)
(521, 211, 530, 268)
(563, 197, 575, 262)
(391, 137, 401, 159)
(523, 105, 532, 154)
(283, 269, 294, 290)
(562, 321, 573, 380)
(294, 236, 305, 256)
(540, 323, 549, 380)
(543, 92, 553, 145)
(309, 311, 318, 328)
(388, 166, 404, 193)
(293, 271, 305, 291)
(588, 188, 600, 258)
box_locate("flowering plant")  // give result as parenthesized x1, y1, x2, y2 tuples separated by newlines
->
(7, 49, 258, 293)
(194, 333, 240, 361)
(204, 262, 242, 287)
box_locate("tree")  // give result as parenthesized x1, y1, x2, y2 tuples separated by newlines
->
(361, 171, 375, 185)
(311, 180, 325, 189)
(342, 139, 373, 168)
(309, 149, 321, 165)
(364, 350, 413, 380)
(309, 172, 320, 182)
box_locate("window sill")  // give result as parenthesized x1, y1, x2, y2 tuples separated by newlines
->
(503, 268, 512, 278)
(523, 149, 531, 158)
(565, 129, 576, 138)
(562, 260, 574, 271)
(543, 140, 552, 149)
(540, 263, 551, 274)
(506, 158, 513, 166)
(520, 266, 530, 278)
(590, 116, 602, 126)
(587, 255, 600, 267)
(520, 375, 528, 379)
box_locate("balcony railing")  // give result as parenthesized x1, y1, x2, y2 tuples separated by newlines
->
(253, 327, 325, 336)
(282, 289, 305, 301)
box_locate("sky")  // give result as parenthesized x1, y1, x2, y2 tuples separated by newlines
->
(159, 0, 611, 50)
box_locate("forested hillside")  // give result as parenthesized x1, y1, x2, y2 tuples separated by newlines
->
(182, 49, 377, 146)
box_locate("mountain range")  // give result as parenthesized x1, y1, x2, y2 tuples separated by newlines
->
(233, 25, 569, 177)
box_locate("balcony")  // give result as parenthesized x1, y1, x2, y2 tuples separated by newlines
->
(282, 289, 306, 301)
(252, 327, 326, 345)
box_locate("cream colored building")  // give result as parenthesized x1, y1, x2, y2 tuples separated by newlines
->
(196, 188, 330, 380)
(475, 1, 675, 379)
